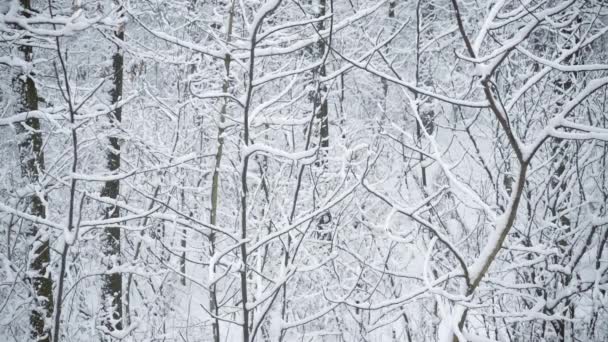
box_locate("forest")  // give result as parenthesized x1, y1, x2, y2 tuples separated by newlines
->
(1, 0, 608, 341)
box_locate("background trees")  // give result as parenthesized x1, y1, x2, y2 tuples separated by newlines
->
(1, 0, 608, 341)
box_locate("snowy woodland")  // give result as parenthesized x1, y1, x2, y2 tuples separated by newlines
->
(2, 0, 608, 341)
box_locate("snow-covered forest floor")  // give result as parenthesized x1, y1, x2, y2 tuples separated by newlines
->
(2, 0, 608, 341)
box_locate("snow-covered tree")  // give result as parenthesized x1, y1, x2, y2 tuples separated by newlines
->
(1, 0, 608, 341)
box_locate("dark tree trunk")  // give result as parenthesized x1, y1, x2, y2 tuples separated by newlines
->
(13, 0, 54, 340)
(100, 18, 125, 336)
(315, 0, 329, 155)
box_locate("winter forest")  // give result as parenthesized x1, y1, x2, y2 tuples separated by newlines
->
(2, 0, 608, 341)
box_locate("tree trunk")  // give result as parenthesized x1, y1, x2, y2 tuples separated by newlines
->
(207, 3, 235, 341)
(314, 0, 329, 157)
(13, 0, 54, 340)
(100, 14, 125, 336)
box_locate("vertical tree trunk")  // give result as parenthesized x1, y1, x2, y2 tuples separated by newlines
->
(100, 11, 125, 335)
(383, 2, 413, 341)
(208, 3, 235, 341)
(311, 0, 332, 234)
(550, 17, 580, 342)
(381, 0, 395, 112)
(314, 0, 329, 157)
(415, 0, 435, 188)
(13, 0, 54, 340)
(180, 186, 187, 286)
